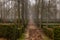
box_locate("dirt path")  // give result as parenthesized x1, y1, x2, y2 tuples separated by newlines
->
(24, 20, 44, 40)
(24, 18, 52, 40)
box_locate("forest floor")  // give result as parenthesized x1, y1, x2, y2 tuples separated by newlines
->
(24, 21, 51, 40)
(0, 38, 7, 40)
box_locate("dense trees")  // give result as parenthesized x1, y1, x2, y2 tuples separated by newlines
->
(0, 0, 59, 24)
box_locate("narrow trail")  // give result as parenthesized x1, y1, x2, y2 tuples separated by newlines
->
(24, 19, 44, 40)
(24, 20, 51, 40)
(24, 18, 52, 40)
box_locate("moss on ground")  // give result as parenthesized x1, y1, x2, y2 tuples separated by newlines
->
(18, 33, 25, 40)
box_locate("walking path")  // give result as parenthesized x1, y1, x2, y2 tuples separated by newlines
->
(24, 20, 51, 40)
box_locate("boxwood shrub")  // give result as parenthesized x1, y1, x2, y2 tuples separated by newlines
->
(42, 28, 54, 39)
(0, 25, 23, 40)
(54, 27, 60, 40)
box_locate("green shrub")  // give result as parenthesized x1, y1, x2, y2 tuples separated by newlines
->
(42, 28, 54, 39)
(54, 27, 60, 40)
(48, 25, 54, 28)
(42, 25, 60, 40)
(0, 25, 23, 40)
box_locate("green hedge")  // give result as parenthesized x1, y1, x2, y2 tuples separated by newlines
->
(42, 28, 54, 39)
(54, 27, 60, 40)
(0, 25, 24, 40)
(42, 25, 60, 40)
